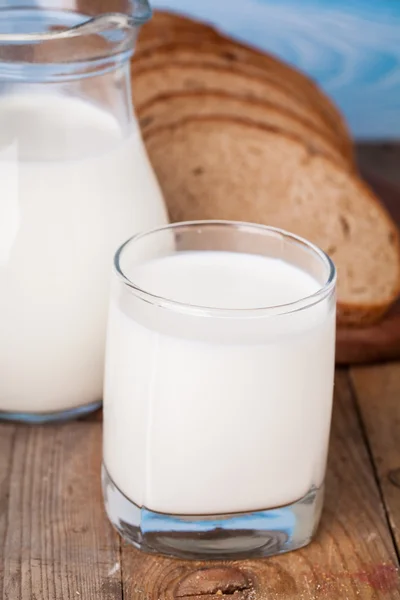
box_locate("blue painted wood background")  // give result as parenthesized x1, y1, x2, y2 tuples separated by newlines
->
(152, 0, 400, 140)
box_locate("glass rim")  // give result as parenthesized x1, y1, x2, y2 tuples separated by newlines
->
(114, 220, 336, 318)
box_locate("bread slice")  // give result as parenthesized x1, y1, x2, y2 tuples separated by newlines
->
(132, 63, 344, 149)
(144, 117, 400, 324)
(139, 91, 351, 170)
(134, 34, 351, 149)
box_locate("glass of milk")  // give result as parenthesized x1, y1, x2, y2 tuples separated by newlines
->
(0, 1, 168, 422)
(102, 221, 336, 560)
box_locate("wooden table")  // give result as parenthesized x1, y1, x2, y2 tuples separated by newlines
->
(1, 366, 400, 599)
(1, 146, 400, 599)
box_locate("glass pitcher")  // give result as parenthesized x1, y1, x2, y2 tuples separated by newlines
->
(0, 1, 168, 423)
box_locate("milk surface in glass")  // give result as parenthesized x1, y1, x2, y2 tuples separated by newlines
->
(103, 249, 336, 516)
(0, 92, 168, 415)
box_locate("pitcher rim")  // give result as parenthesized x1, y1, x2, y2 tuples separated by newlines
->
(0, 1, 151, 44)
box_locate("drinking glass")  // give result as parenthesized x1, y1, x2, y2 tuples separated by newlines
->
(102, 221, 336, 560)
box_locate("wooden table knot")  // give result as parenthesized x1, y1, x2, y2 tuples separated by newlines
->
(388, 467, 400, 488)
(176, 566, 253, 598)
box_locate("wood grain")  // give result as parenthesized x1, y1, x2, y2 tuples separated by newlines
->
(0, 425, 17, 599)
(350, 363, 400, 556)
(120, 371, 400, 600)
(1, 371, 399, 599)
(0, 422, 122, 600)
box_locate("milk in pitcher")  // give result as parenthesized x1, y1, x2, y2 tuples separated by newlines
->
(0, 92, 168, 417)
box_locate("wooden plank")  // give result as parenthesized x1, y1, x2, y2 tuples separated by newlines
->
(0, 424, 17, 599)
(350, 362, 400, 556)
(1, 422, 122, 600)
(120, 371, 400, 599)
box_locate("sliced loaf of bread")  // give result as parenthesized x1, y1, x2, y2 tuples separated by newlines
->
(144, 117, 400, 325)
(138, 91, 351, 169)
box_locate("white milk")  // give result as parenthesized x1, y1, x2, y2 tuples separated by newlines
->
(0, 92, 168, 414)
(103, 251, 336, 515)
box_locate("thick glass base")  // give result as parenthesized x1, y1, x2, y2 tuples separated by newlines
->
(0, 399, 102, 424)
(102, 464, 324, 560)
